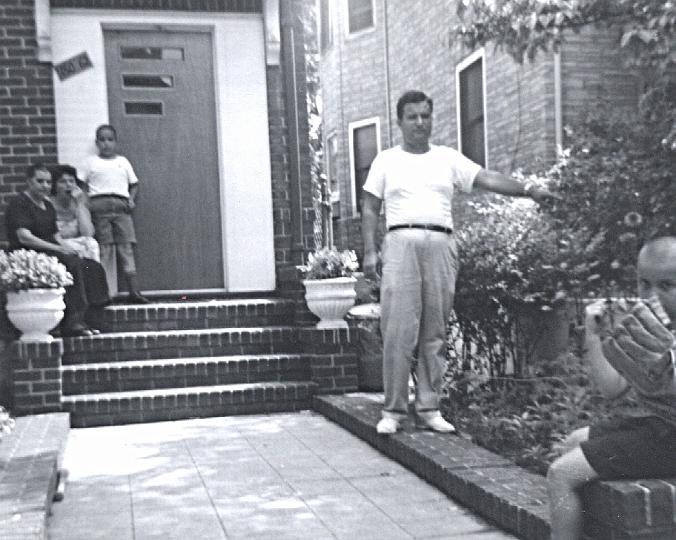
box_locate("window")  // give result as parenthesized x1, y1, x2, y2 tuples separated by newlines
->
(120, 46, 184, 60)
(456, 50, 487, 167)
(349, 118, 380, 215)
(347, 0, 374, 34)
(326, 132, 339, 204)
(319, 0, 333, 51)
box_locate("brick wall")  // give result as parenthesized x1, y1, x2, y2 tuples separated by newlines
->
(321, 0, 641, 255)
(0, 0, 58, 245)
(11, 341, 63, 415)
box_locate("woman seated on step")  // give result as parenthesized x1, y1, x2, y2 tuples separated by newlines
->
(5, 163, 110, 337)
(49, 165, 100, 262)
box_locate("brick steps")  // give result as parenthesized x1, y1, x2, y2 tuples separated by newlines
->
(90, 298, 296, 332)
(61, 326, 300, 364)
(62, 381, 317, 427)
(56, 296, 322, 426)
(61, 354, 309, 394)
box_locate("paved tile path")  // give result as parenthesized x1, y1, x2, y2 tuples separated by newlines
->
(47, 412, 518, 540)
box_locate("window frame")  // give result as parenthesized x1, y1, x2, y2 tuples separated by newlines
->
(348, 116, 381, 216)
(318, 0, 334, 52)
(325, 132, 340, 204)
(455, 47, 489, 168)
(344, 0, 376, 37)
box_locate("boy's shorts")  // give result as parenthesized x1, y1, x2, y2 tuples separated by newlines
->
(580, 416, 676, 479)
(89, 195, 137, 245)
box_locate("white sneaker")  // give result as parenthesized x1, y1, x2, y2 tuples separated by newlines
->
(376, 416, 400, 435)
(416, 411, 456, 433)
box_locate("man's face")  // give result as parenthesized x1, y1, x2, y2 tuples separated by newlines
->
(398, 101, 432, 149)
(637, 241, 676, 322)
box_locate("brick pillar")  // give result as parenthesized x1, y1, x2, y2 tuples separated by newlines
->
(299, 327, 359, 394)
(11, 340, 63, 415)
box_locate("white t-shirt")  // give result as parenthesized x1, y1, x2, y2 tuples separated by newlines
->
(80, 155, 139, 198)
(362, 145, 481, 229)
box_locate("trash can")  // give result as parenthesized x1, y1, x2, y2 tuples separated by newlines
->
(347, 303, 383, 391)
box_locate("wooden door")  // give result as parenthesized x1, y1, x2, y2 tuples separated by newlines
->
(104, 29, 224, 292)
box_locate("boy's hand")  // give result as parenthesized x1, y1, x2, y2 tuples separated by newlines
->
(127, 199, 135, 211)
(601, 301, 675, 390)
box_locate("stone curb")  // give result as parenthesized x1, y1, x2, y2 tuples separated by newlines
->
(313, 393, 551, 540)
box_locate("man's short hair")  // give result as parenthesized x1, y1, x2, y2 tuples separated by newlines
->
(396, 91, 433, 120)
(26, 162, 49, 180)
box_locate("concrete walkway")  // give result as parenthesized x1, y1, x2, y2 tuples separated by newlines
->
(47, 412, 517, 540)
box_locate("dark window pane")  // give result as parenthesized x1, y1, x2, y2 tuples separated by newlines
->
(348, 0, 373, 33)
(352, 123, 378, 213)
(120, 47, 184, 60)
(459, 58, 485, 166)
(124, 101, 163, 115)
(122, 74, 174, 88)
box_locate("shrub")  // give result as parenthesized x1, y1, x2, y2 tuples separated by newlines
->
(298, 247, 359, 280)
(0, 249, 73, 292)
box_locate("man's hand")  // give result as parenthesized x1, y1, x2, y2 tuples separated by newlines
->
(529, 186, 561, 204)
(363, 251, 379, 281)
(601, 301, 675, 391)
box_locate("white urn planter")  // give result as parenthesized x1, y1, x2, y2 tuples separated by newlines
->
(6, 288, 66, 342)
(303, 277, 357, 329)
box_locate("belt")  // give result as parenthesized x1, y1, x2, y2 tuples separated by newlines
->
(89, 194, 129, 201)
(388, 224, 453, 234)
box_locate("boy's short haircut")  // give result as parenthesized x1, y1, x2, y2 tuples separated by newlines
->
(396, 90, 434, 120)
(95, 124, 117, 140)
(26, 162, 49, 180)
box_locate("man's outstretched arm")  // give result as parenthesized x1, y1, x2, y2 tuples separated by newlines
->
(474, 169, 556, 203)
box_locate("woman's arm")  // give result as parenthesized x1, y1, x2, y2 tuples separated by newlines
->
(16, 228, 77, 257)
(74, 197, 95, 237)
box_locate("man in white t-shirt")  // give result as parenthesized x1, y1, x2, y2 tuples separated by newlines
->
(362, 90, 556, 434)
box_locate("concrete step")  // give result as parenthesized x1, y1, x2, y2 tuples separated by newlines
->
(61, 354, 309, 394)
(90, 298, 297, 333)
(61, 326, 300, 365)
(62, 381, 317, 427)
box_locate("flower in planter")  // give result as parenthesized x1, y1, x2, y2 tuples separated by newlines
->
(298, 247, 359, 280)
(0, 406, 15, 442)
(0, 249, 73, 292)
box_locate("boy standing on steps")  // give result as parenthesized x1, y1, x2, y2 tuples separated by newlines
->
(81, 124, 148, 304)
(547, 234, 676, 540)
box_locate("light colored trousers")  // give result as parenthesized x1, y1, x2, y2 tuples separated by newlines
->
(380, 229, 459, 418)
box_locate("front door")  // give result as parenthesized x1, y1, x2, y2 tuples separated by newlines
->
(104, 29, 224, 292)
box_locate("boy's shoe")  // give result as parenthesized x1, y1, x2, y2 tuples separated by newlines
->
(415, 411, 456, 433)
(128, 292, 150, 304)
(376, 417, 400, 435)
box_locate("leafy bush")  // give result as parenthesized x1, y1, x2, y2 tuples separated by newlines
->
(0, 406, 15, 442)
(443, 350, 640, 475)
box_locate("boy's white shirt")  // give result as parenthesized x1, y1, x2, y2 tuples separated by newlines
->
(80, 155, 139, 198)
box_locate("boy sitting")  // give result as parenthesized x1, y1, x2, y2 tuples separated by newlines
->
(547, 235, 676, 540)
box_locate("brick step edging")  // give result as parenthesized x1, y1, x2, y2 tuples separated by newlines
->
(94, 298, 296, 332)
(61, 326, 300, 363)
(63, 381, 317, 427)
(313, 394, 551, 540)
(61, 354, 310, 394)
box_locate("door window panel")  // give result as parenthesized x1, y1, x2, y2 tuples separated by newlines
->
(124, 101, 163, 115)
(122, 74, 174, 88)
(120, 46, 184, 60)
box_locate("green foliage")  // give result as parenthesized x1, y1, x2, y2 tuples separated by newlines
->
(0, 249, 73, 291)
(443, 351, 640, 475)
